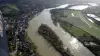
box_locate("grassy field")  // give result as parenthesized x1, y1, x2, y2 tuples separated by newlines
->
(51, 8, 100, 40)
(61, 22, 90, 37)
(51, 9, 91, 37)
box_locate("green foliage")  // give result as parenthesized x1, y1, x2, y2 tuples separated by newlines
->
(61, 23, 90, 37)
(0, 4, 19, 17)
(16, 51, 24, 56)
(9, 45, 15, 52)
(26, 33, 37, 51)
(26, 33, 40, 56)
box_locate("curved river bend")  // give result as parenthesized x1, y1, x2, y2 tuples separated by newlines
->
(28, 7, 95, 56)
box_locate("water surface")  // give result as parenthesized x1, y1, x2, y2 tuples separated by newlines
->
(28, 8, 95, 56)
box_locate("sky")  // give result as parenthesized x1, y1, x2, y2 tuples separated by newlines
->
(0, 0, 100, 7)
(40, 0, 100, 5)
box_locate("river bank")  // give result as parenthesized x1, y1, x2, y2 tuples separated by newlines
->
(38, 24, 73, 56)
(27, 21, 61, 56)
(27, 8, 95, 56)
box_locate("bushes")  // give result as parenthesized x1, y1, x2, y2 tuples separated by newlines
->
(38, 24, 73, 56)
(26, 33, 40, 56)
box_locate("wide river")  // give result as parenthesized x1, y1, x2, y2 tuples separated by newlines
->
(27, 7, 95, 56)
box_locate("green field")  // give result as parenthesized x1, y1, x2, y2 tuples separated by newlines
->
(51, 9, 100, 40)
(61, 24, 90, 37)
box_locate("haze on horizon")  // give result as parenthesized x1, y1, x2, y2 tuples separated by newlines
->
(39, 0, 100, 6)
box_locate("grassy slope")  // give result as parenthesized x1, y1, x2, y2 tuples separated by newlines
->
(51, 8, 100, 56)
(53, 9, 100, 40)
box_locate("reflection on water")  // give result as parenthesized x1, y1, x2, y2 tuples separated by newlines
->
(70, 38, 79, 49)
(28, 4, 95, 56)
(68, 5, 89, 10)
(28, 25, 61, 56)
(87, 14, 100, 21)
(28, 10, 61, 56)
(55, 4, 69, 9)
(87, 3, 98, 6)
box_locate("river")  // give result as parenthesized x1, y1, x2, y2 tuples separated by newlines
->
(27, 6, 95, 56)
